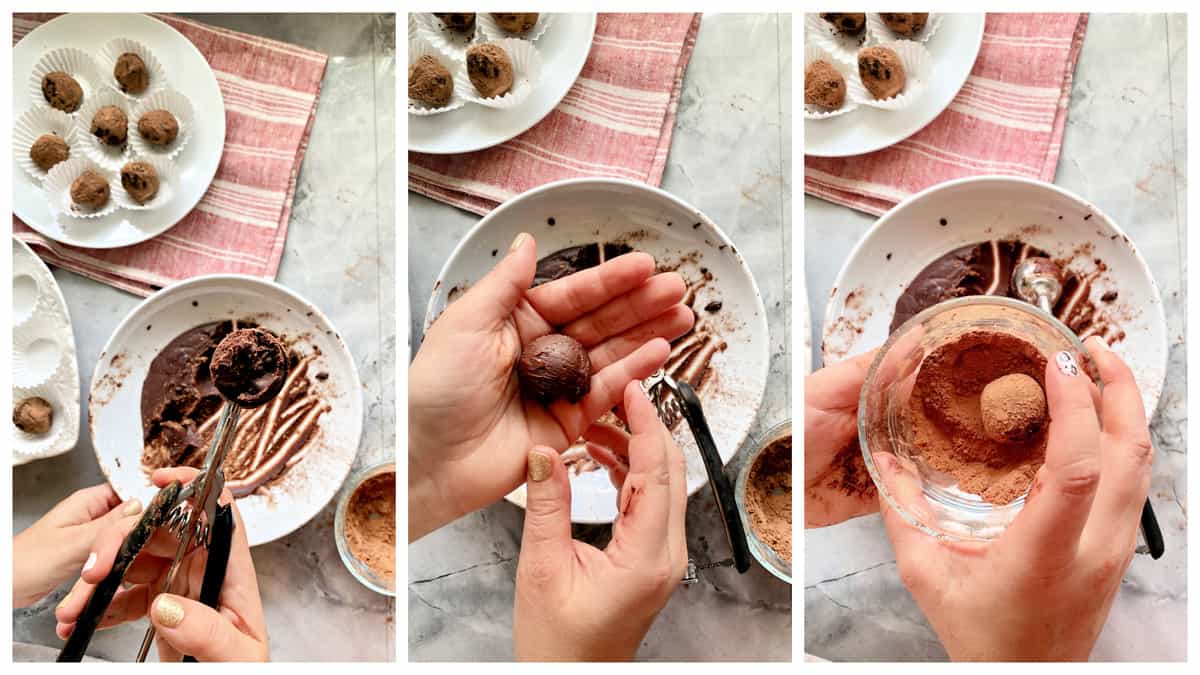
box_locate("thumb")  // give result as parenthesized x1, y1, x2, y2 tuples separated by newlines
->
(454, 232, 537, 327)
(519, 447, 573, 565)
(150, 594, 265, 662)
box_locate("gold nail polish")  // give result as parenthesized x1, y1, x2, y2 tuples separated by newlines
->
(57, 591, 72, 610)
(509, 232, 529, 252)
(154, 596, 185, 628)
(527, 451, 552, 482)
(123, 499, 143, 516)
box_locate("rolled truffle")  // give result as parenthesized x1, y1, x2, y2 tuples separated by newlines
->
(42, 71, 83, 113)
(820, 13, 867, 36)
(71, 169, 110, 210)
(30, 134, 70, 171)
(881, 13, 929, 36)
(209, 328, 289, 408)
(408, 55, 454, 107)
(137, 109, 179, 146)
(980, 373, 1048, 444)
(120, 160, 159, 204)
(13, 397, 54, 434)
(491, 13, 539, 34)
(858, 46, 906, 100)
(466, 43, 515, 98)
(805, 59, 846, 109)
(91, 105, 128, 146)
(517, 334, 591, 404)
(434, 13, 476, 33)
(114, 52, 150, 94)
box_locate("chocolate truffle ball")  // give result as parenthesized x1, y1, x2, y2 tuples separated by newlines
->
(858, 46, 906, 100)
(137, 109, 179, 146)
(114, 52, 150, 94)
(434, 13, 476, 33)
(820, 13, 867, 36)
(121, 161, 159, 204)
(881, 13, 930, 36)
(71, 169, 110, 210)
(408, 55, 454, 107)
(42, 71, 83, 113)
(805, 59, 846, 109)
(91, 105, 128, 146)
(209, 328, 289, 408)
(491, 13, 538, 34)
(30, 134, 69, 171)
(517, 334, 591, 404)
(13, 397, 53, 435)
(466, 43, 515, 99)
(980, 373, 1047, 444)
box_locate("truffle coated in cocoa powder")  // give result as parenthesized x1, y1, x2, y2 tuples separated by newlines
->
(137, 109, 178, 146)
(42, 71, 83, 113)
(114, 52, 150, 94)
(30, 134, 69, 171)
(820, 13, 867, 35)
(434, 13, 476, 33)
(858, 46, 906, 100)
(91, 105, 128, 146)
(491, 13, 538, 33)
(980, 373, 1047, 444)
(805, 59, 846, 109)
(209, 328, 289, 407)
(408, 55, 454, 107)
(13, 397, 54, 434)
(881, 13, 930, 36)
(71, 170, 110, 210)
(517, 334, 591, 404)
(120, 161, 159, 204)
(466, 43, 515, 98)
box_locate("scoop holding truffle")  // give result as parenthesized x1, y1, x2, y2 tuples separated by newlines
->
(209, 328, 290, 408)
(517, 334, 591, 404)
(980, 373, 1047, 444)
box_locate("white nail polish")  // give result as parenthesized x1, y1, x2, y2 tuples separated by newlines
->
(1056, 351, 1080, 377)
(82, 552, 97, 573)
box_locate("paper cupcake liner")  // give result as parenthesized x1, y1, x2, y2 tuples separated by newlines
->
(11, 382, 67, 456)
(408, 14, 419, 42)
(12, 322, 67, 390)
(13, 108, 80, 182)
(477, 13, 555, 43)
(408, 37, 468, 116)
(44, 156, 120, 219)
(111, 155, 177, 211)
(461, 38, 543, 109)
(805, 13, 870, 66)
(75, 88, 134, 171)
(129, 88, 194, 160)
(866, 13, 942, 45)
(414, 13, 480, 62)
(28, 47, 102, 115)
(11, 266, 46, 331)
(98, 37, 168, 101)
(851, 40, 933, 111)
(804, 45, 863, 120)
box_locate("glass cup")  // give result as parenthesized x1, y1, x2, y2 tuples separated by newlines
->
(334, 459, 396, 596)
(735, 420, 792, 583)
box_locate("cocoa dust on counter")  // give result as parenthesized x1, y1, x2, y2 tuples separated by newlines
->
(745, 436, 792, 563)
(345, 471, 396, 584)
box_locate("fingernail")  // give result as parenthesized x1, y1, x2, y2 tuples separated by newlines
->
(57, 591, 71, 610)
(1085, 335, 1109, 351)
(509, 232, 529, 253)
(82, 552, 97, 573)
(1056, 351, 1080, 377)
(123, 499, 142, 516)
(153, 596, 185, 628)
(527, 450, 552, 482)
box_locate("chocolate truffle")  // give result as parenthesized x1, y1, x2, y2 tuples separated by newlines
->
(71, 170, 110, 210)
(42, 71, 83, 113)
(408, 55, 454, 107)
(91, 105, 128, 146)
(120, 161, 159, 204)
(805, 59, 846, 109)
(30, 134, 69, 171)
(980, 373, 1048, 444)
(517, 334, 591, 404)
(434, 13, 476, 33)
(209, 328, 289, 408)
(13, 397, 53, 435)
(820, 13, 867, 36)
(491, 13, 538, 33)
(466, 43, 515, 98)
(137, 109, 179, 146)
(858, 46, 906, 100)
(881, 12, 930, 36)
(114, 52, 150, 94)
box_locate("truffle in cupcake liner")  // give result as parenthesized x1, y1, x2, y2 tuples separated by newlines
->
(477, 13, 555, 42)
(414, 13, 479, 62)
(867, 13, 942, 45)
(129, 88, 194, 160)
(804, 45, 866, 120)
(11, 383, 72, 461)
(851, 40, 932, 111)
(14, 108, 80, 181)
(76, 89, 134, 171)
(98, 37, 167, 100)
(408, 37, 468, 116)
(113, 156, 176, 210)
(805, 13, 870, 66)
(462, 38, 543, 109)
(29, 47, 102, 114)
(43, 156, 120, 219)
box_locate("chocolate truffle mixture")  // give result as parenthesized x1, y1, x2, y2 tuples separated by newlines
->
(345, 471, 396, 584)
(518, 333, 591, 403)
(745, 436, 791, 563)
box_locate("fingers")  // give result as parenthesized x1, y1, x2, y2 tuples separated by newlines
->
(561, 273, 687, 347)
(1005, 351, 1101, 570)
(518, 447, 575, 575)
(527, 251, 656, 326)
(78, 512, 143, 585)
(586, 305, 695, 371)
(583, 424, 632, 489)
(1086, 337, 1153, 456)
(608, 383, 674, 567)
(57, 484, 122, 522)
(446, 232, 539, 331)
(548, 338, 670, 440)
(56, 583, 153, 638)
(150, 594, 266, 662)
(805, 349, 876, 412)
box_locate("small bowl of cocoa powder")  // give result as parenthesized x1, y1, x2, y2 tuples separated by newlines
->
(735, 420, 792, 583)
(334, 460, 396, 596)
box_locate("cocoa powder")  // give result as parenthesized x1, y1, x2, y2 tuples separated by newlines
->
(745, 436, 792, 563)
(345, 471, 396, 584)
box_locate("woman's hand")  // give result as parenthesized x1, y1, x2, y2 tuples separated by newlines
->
(55, 468, 269, 662)
(13, 484, 143, 608)
(879, 338, 1153, 661)
(512, 382, 687, 661)
(409, 233, 693, 540)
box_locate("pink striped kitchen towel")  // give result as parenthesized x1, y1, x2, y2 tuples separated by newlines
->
(13, 13, 327, 296)
(410, 13, 701, 215)
(805, 13, 1087, 216)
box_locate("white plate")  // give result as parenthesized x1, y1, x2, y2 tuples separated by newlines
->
(822, 176, 1167, 419)
(408, 12, 596, 154)
(13, 13, 225, 248)
(11, 236, 80, 465)
(805, 13, 984, 158)
(88, 276, 364, 546)
(424, 178, 770, 524)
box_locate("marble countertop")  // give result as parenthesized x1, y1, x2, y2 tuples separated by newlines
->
(804, 13, 1187, 661)
(12, 14, 397, 662)
(408, 14, 793, 662)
